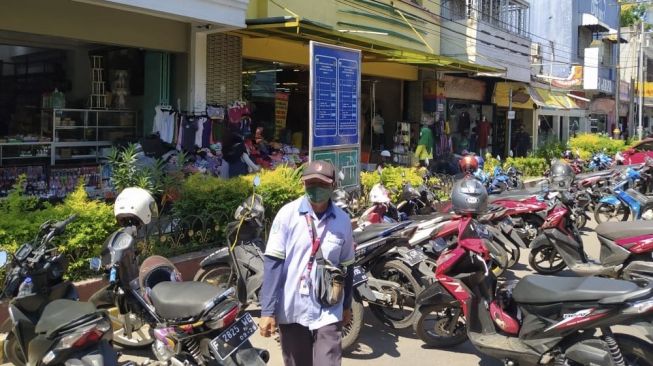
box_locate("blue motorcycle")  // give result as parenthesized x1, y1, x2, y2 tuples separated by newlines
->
(588, 152, 613, 171)
(594, 166, 653, 223)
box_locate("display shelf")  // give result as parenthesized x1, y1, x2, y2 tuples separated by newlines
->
(51, 109, 136, 165)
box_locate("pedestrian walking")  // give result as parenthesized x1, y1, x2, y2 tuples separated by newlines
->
(259, 160, 355, 366)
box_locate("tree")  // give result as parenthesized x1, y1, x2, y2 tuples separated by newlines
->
(621, 4, 651, 29)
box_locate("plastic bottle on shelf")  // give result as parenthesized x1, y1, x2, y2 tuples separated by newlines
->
(18, 277, 33, 298)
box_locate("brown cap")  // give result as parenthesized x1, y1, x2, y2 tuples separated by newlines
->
(302, 160, 335, 184)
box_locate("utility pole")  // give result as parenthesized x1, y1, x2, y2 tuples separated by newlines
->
(615, 3, 621, 137)
(639, 20, 645, 140)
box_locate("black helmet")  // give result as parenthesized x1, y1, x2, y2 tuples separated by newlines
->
(451, 177, 488, 215)
(549, 159, 575, 190)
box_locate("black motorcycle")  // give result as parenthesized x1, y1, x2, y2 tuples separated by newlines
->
(1, 215, 119, 366)
(89, 221, 269, 365)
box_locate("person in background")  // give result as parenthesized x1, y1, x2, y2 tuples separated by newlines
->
(414, 120, 434, 167)
(259, 161, 355, 366)
(513, 125, 531, 157)
(477, 115, 491, 156)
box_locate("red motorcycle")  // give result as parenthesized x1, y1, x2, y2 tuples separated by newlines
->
(529, 189, 653, 279)
(414, 215, 653, 365)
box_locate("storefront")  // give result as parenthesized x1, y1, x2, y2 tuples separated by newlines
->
(492, 82, 535, 157)
(0, 0, 248, 198)
(589, 97, 628, 136)
(530, 87, 585, 145)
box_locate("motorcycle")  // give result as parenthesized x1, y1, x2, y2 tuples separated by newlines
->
(589, 152, 614, 171)
(90, 221, 269, 365)
(194, 189, 433, 350)
(529, 189, 653, 278)
(595, 164, 653, 224)
(414, 214, 653, 365)
(1, 215, 119, 366)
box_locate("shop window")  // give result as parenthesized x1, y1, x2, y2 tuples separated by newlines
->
(442, 0, 468, 20)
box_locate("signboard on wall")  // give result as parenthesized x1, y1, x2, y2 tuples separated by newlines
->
(274, 92, 289, 139)
(309, 41, 361, 188)
(583, 47, 614, 94)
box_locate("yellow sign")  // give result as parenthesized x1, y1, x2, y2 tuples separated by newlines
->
(635, 82, 653, 98)
(274, 92, 289, 139)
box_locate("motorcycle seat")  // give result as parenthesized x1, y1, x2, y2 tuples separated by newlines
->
(353, 223, 407, 244)
(35, 299, 100, 337)
(595, 220, 653, 241)
(489, 189, 539, 202)
(150, 281, 220, 320)
(625, 188, 653, 207)
(513, 275, 639, 304)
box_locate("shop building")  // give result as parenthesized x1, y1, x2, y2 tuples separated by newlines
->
(0, 0, 248, 198)
(217, 0, 498, 167)
(530, 0, 622, 139)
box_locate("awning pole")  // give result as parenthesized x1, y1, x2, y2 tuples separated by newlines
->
(639, 20, 645, 140)
(508, 87, 513, 157)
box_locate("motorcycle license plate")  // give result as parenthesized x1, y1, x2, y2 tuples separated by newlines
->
(353, 266, 368, 286)
(404, 249, 428, 266)
(209, 313, 258, 360)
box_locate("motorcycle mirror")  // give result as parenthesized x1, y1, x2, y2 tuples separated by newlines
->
(89, 257, 102, 272)
(253, 175, 261, 187)
(338, 170, 345, 181)
(0, 251, 7, 267)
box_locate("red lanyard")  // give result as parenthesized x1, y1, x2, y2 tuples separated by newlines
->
(304, 213, 323, 273)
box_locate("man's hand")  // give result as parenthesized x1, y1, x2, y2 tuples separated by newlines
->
(343, 308, 352, 326)
(259, 316, 277, 338)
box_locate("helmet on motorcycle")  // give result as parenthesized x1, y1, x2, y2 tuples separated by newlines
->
(459, 155, 479, 174)
(138, 255, 182, 303)
(234, 194, 265, 226)
(549, 159, 575, 190)
(369, 183, 391, 204)
(380, 150, 392, 158)
(114, 187, 158, 227)
(562, 150, 574, 160)
(451, 177, 488, 215)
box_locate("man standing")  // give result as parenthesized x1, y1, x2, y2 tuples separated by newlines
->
(259, 160, 355, 366)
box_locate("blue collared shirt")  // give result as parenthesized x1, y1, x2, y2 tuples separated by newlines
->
(264, 196, 355, 330)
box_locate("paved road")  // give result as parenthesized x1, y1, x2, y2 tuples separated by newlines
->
(5, 218, 646, 365)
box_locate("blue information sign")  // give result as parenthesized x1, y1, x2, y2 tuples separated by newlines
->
(310, 42, 361, 149)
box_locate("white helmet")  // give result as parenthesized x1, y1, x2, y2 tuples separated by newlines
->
(380, 150, 391, 158)
(369, 183, 391, 204)
(114, 187, 159, 226)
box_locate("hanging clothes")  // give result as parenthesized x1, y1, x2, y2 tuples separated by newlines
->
(152, 106, 176, 143)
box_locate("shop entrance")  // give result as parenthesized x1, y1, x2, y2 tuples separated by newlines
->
(0, 32, 180, 199)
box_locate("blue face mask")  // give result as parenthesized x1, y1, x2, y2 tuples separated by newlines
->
(306, 186, 333, 204)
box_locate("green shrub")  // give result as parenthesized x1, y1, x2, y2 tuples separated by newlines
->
(361, 166, 424, 201)
(242, 166, 305, 218)
(504, 157, 548, 177)
(569, 133, 626, 156)
(107, 143, 165, 194)
(533, 140, 566, 161)
(0, 181, 117, 281)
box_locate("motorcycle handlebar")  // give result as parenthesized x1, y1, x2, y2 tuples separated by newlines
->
(53, 214, 77, 235)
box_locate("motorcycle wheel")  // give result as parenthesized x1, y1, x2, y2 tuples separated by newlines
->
(369, 260, 422, 329)
(413, 305, 467, 348)
(575, 211, 588, 229)
(101, 306, 153, 348)
(594, 202, 629, 224)
(4, 334, 26, 366)
(342, 299, 364, 353)
(195, 264, 236, 289)
(528, 236, 567, 275)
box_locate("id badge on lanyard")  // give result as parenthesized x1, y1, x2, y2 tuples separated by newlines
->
(300, 214, 322, 296)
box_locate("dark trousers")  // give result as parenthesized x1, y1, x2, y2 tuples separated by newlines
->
(278, 323, 342, 366)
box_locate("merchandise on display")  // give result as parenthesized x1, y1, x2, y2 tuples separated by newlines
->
(0, 166, 47, 198)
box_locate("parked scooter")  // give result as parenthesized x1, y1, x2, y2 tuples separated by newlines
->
(595, 163, 653, 224)
(1, 215, 119, 366)
(413, 180, 653, 365)
(530, 188, 653, 279)
(90, 187, 269, 365)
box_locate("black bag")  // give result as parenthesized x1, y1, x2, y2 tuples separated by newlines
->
(314, 250, 345, 307)
(305, 214, 346, 307)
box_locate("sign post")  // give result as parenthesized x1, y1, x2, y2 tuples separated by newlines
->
(309, 41, 361, 189)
